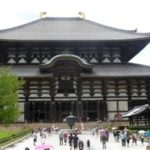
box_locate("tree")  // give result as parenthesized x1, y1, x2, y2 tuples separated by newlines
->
(0, 67, 24, 124)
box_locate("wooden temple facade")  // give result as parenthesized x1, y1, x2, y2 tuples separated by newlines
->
(0, 17, 150, 123)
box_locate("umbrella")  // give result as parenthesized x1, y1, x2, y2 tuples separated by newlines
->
(35, 144, 54, 150)
(99, 129, 105, 133)
(138, 130, 145, 134)
(112, 127, 117, 130)
(145, 131, 150, 138)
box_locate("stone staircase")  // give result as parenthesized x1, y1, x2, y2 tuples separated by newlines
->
(0, 121, 129, 130)
(24, 121, 129, 130)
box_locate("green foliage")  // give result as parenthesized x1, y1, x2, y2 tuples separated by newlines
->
(0, 131, 17, 138)
(0, 129, 31, 144)
(128, 125, 150, 131)
(0, 67, 24, 124)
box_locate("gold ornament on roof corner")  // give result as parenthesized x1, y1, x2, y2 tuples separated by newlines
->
(78, 11, 85, 19)
(40, 11, 47, 18)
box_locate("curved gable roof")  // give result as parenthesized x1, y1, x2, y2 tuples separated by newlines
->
(0, 17, 149, 41)
(39, 54, 93, 71)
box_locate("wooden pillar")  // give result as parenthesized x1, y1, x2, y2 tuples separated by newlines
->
(50, 78, 55, 122)
(25, 79, 29, 122)
(76, 101, 81, 122)
(97, 101, 100, 121)
(0, 45, 5, 64)
(50, 102, 52, 122)
(32, 102, 35, 122)
(24, 101, 28, 123)
(50, 101, 56, 122)
(129, 117, 132, 126)
(1, 44, 7, 64)
(71, 101, 74, 114)
(46, 101, 50, 122)
(81, 101, 83, 121)
(127, 79, 132, 110)
(86, 101, 88, 120)
(76, 101, 79, 121)
(102, 79, 107, 121)
(58, 101, 62, 122)
(77, 77, 81, 122)
(44, 102, 47, 122)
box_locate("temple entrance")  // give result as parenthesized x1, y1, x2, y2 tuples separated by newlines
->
(56, 101, 76, 122)
(28, 102, 50, 122)
(88, 112, 97, 121)
(82, 101, 105, 121)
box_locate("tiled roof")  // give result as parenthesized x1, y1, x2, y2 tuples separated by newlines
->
(83, 63, 150, 77)
(122, 104, 150, 117)
(4, 63, 150, 77)
(0, 17, 149, 41)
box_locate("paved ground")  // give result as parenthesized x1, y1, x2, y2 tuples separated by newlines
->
(4, 131, 148, 150)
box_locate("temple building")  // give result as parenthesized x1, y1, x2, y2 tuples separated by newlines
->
(0, 17, 150, 123)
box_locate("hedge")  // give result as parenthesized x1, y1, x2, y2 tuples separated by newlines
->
(0, 128, 31, 144)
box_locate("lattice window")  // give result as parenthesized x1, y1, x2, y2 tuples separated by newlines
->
(106, 80, 128, 100)
(54, 77, 77, 99)
(7, 48, 17, 64)
(30, 49, 40, 64)
(17, 48, 27, 64)
(89, 53, 98, 63)
(106, 80, 116, 98)
(81, 81, 91, 98)
(130, 79, 147, 100)
(112, 51, 121, 63)
(40, 81, 51, 98)
(102, 52, 111, 63)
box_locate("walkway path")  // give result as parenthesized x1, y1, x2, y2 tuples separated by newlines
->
(4, 131, 148, 150)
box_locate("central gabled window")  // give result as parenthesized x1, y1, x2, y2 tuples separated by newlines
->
(57, 76, 75, 94)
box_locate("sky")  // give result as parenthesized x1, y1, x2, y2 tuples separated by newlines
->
(0, 0, 150, 65)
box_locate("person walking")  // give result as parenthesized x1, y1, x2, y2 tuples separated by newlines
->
(120, 130, 126, 146)
(79, 140, 84, 150)
(41, 132, 46, 144)
(59, 131, 63, 145)
(126, 131, 131, 147)
(73, 134, 79, 150)
(100, 130, 107, 149)
(33, 133, 37, 146)
(63, 132, 68, 145)
(140, 133, 144, 145)
(69, 133, 73, 150)
(87, 139, 90, 150)
(131, 132, 137, 146)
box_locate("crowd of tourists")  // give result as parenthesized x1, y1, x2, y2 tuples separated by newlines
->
(27, 127, 90, 150)
(23, 125, 148, 150)
(58, 129, 91, 150)
(91, 125, 147, 149)
(112, 127, 146, 147)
